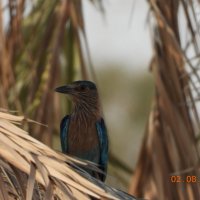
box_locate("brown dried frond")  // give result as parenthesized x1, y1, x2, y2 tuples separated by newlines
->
(0, 111, 136, 200)
(129, 0, 200, 199)
(0, 0, 102, 148)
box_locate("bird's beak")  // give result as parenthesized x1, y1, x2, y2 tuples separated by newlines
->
(54, 85, 73, 94)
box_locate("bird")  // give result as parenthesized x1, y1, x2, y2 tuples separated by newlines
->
(55, 80, 108, 182)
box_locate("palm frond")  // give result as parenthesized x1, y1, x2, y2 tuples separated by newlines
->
(129, 0, 200, 199)
(0, 0, 103, 146)
(0, 111, 136, 200)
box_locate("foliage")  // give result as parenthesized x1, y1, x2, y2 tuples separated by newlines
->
(129, 0, 200, 199)
(0, 110, 136, 199)
(0, 0, 99, 145)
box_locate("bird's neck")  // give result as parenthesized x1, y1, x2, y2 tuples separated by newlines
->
(72, 99, 101, 122)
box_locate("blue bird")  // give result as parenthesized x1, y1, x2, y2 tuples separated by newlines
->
(55, 80, 108, 181)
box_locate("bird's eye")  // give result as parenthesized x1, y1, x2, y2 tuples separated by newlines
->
(80, 85, 85, 90)
(77, 85, 87, 91)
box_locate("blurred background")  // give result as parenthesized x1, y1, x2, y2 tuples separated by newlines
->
(0, 0, 154, 190)
(1, 0, 200, 199)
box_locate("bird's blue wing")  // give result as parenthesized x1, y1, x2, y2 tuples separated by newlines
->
(96, 118, 109, 181)
(60, 115, 70, 153)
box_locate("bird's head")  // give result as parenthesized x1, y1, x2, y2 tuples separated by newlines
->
(55, 80, 98, 105)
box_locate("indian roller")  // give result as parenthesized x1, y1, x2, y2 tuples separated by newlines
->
(55, 80, 108, 182)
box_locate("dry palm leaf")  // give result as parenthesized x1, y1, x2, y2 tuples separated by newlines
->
(129, 0, 200, 199)
(0, 111, 136, 200)
(0, 0, 103, 147)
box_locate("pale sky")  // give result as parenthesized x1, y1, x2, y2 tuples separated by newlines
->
(2, 0, 152, 71)
(83, 0, 153, 71)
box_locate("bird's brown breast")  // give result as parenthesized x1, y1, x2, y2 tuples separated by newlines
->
(67, 117, 100, 161)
